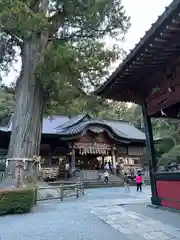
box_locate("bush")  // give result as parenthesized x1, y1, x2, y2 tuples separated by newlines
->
(159, 145, 180, 165)
(0, 187, 36, 215)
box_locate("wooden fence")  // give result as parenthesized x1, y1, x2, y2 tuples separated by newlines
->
(37, 182, 84, 201)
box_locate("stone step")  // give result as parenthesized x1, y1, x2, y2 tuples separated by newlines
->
(75, 170, 123, 181)
(84, 182, 123, 189)
(48, 178, 150, 189)
(83, 180, 150, 189)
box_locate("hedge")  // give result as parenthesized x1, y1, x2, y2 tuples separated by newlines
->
(0, 187, 37, 215)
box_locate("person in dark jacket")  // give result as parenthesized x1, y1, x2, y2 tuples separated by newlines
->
(123, 172, 130, 191)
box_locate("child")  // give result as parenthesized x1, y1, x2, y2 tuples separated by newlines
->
(123, 172, 130, 191)
(104, 170, 109, 184)
(136, 172, 143, 191)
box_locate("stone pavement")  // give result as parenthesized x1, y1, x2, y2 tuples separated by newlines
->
(0, 186, 180, 240)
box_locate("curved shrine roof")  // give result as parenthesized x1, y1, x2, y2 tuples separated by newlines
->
(0, 114, 145, 142)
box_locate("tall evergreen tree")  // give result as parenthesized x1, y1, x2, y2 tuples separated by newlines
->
(0, 0, 130, 159)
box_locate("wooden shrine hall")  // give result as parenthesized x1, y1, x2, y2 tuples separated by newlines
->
(0, 114, 146, 179)
(95, 0, 180, 210)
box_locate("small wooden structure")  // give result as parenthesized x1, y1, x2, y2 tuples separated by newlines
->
(95, 0, 180, 210)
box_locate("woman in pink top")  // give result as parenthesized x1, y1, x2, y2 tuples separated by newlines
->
(135, 173, 143, 192)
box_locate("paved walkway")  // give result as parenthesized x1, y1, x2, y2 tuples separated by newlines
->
(0, 186, 180, 240)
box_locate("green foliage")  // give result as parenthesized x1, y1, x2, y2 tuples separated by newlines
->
(155, 137, 176, 158)
(1, 79, 180, 166)
(152, 118, 180, 162)
(0, 187, 36, 215)
(159, 145, 180, 165)
(0, 33, 17, 76)
(0, 0, 130, 106)
(49, 0, 130, 40)
(0, 0, 49, 39)
(0, 0, 131, 157)
(97, 102, 142, 129)
(0, 84, 15, 123)
(37, 40, 124, 112)
(0, 84, 142, 126)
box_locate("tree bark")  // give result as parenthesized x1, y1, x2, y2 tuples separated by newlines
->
(7, 41, 45, 178)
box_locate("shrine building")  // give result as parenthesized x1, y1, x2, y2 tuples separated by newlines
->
(0, 114, 145, 178)
(95, 0, 180, 210)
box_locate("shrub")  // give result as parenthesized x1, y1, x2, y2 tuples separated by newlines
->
(0, 187, 36, 215)
(159, 145, 180, 165)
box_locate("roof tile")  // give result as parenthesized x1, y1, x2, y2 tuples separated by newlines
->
(0, 114, 145, 141)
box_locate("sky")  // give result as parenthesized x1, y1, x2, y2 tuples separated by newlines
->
(3, 0, 173, 85)
(121, 0, 172, 51)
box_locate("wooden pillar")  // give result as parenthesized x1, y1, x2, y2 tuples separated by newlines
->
(49, 156, 52, 166)
(111, 146, 116, 174)
(141, 103, 160, 205)
(71, 145, 76, 174)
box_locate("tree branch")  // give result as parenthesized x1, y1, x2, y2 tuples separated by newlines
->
(29, 0, 41, 12)
(28, 0, 49, 14)
(39, 0, 49, 14)
(48, 8, 65, 36)
(3, 30, 23, 49)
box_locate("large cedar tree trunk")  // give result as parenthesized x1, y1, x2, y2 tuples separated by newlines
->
(7, 41, 45, 178)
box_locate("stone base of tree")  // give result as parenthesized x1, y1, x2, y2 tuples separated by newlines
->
(6, 158, 26, 187)
(3, 158, 43, 187)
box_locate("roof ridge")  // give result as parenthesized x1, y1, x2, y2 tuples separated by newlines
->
(46, 114, 80, 118)
(57, 119, 129, 138)
(0, 115, 145, 141)
(55, 113, 92, 130)
(98, 118, 131, 124)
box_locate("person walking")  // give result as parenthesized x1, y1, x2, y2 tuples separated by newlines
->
(123, 172, 130, 191)
(135, 172, 143, 192)
(104, 162, 110, 171)
(108, 161, 113, 173)
(65, 161, 70, 180)
(104, 170, 109, 184)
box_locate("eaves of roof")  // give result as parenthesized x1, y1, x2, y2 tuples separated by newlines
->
(94, 0, 180, 97)
(57, 119, 145, 142)
(0, 115, 146, 142)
